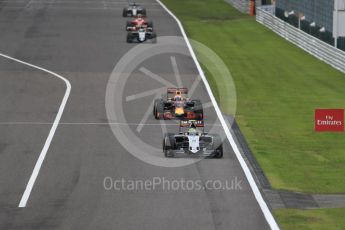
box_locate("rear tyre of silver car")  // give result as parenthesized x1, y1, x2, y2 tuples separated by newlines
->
(126, 32, 133, 43)
(122, 8, 127, 17)
(213, 135, 223, 158)
(163, 134, 175, 158)
(214, 145, 223, 158)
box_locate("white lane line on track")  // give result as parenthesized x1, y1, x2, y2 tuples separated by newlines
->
(155, 1, 280, 229)
(0, 122, 222, 126)
(0, 52, 71, 208)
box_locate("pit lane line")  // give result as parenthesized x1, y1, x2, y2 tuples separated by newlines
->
(0, 52, 72, 208)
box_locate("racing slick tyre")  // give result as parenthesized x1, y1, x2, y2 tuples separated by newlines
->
(141, 9, 147, 16)
(153, 99, 160, 116)
(154, 99, 164, 119)
(126, 32, 133, 43)
(126, 21, 133, 31)
(149, 32, 157, 43)
(163, 133, 175, 158)
(122, 8, 128, 17)
(147, 21, 153, 28)
(214, 144, 223, 158)
(193, 99, 204, 120)
(212, 135, 223, 158)
(151, 32, 157, 38)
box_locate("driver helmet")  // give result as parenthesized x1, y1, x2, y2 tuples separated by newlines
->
(188, 122, 197, 133)
(191, 122, 197, 129)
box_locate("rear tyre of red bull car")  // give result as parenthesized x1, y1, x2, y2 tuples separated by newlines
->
(153, 99, 164, 119)
(192, 99, 204, 120)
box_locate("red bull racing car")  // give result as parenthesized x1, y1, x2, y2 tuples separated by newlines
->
(153, 88, 203, 120)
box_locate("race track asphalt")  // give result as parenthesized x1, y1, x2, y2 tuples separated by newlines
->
(0, 0, 271, 229)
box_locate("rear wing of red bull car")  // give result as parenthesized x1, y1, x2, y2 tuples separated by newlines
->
(167, 88, 188, 99)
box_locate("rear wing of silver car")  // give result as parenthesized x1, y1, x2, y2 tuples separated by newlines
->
(180, 120, 204, 127)
(179, 120, 204, 132)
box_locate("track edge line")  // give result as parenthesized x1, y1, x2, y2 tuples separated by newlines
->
(0, 53, 72, 208)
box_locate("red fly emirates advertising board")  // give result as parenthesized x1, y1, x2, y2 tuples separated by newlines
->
(315, 109, 344, 132)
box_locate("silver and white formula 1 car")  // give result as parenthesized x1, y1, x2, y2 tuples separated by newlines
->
(163, 120, 223, 158)
(122, 3, 146, 17)
(126, 27, 157, 43)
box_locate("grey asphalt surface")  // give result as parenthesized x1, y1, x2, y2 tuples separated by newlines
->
(0, 0, 271, 229)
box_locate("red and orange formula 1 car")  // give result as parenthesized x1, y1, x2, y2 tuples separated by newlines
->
(153, 88, 203, 120)
(126, 16, 153, 31)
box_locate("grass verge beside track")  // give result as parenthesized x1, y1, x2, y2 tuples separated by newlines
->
(160, 0, 345, 228)
(275, 208, 345, 230)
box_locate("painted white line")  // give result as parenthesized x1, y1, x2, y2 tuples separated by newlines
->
(126, 87, 165, 102)
(139, 67, 175, 87)
(0, 53, 71, 208)
(159, 119, 168, 135)
(155, 1, 280, 229)
(170, 56, 183, 87)
(136, 99, 156, 133)
(188, 76, 201, 97)
(24, 0, 33, 9)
